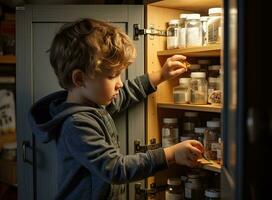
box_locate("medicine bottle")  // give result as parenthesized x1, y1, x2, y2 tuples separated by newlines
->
(190, 72, 208, 104)
(165, 178, 184, 200)
(167, 19, 180, 49)
(162, 118, 179, 147)
(203, 121, 221, 160)
(204, 188, 220, 200)
(185, 14, 202, 47)
(207, 7, 223, 44)
(173, 78, 191, 104)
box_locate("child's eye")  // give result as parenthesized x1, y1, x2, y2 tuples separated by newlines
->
(108, 73, 120, 79)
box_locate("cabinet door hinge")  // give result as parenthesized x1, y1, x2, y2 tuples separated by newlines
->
(133, 24, 166, 40)
(135, 182, 166, 200)
(134, 138, 161, 153)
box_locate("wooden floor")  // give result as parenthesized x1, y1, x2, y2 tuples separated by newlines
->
(0, 182, 17, 200)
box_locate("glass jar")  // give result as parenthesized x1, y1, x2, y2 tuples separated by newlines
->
(194, 127, 206, 144)
(208, 77, 221, 104)
(179, 14, 188, 48)
(217, 137, 223, 165)
(185, 14, 202, 47)
(190, 72, 208, 104)
(173, 78, 191, 104)
(167, 19, 180, 49)
(200, 16, 209, 46)
(165, 178, 184, 200)
(183, 112, 199, 135)
(204, 121, 221, 160)
(207, 7, 223, 44)
(208, 65, 221, 78)
(198, 59, 211, 73)
(1, 142, 17, 161)
(185, 174, 203, 200)
(162, 118, 179, 147)
(204, 188, 220, 200)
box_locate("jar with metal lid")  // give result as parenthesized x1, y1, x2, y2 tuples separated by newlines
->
(185, 174, 203, 200)
(204, 188, 220, 200)
(185, 14, 202, 47)
(165, 178, 184, 200)
(179, 14, 188, 48)
(162, 118, 179, 147)
(190, 72, 208, 104)
(167, 19, 180, 49)
(173, 78, 191, 104)
(204, 121, 221, 160)
(200, 16, 209, 46)
(194, 127, 206, 144)
(207, 7, 223, 44)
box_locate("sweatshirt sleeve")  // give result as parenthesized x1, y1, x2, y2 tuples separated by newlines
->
(63, 115, 168, 184)
(106, 74, 156, 116)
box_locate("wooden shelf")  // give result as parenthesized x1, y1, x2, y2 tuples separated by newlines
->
(198, 158, 221, 173)
(0, 55, 16, 64)
(157, 102, 222, 113)
(149, 0, 222, 13)
(157, 44, 221, 57)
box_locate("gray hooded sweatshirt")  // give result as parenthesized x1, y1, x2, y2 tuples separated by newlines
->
(28, 74, 168, 200)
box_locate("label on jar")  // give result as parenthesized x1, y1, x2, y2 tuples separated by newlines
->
(179, 28, 186, 48)
(185, 186, 192, 198)
(186, 27, 202, 47)
(162, 128, 179, 147)
(165, 191, 183, 200)
(211, 142, 220, 151)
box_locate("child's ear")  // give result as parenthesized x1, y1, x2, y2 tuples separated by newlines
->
(72, 69, 85, 87)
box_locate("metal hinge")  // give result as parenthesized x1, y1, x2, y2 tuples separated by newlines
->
(135, 183, 166, 200)
(134, 138, 161, 153)
(133, 24, 166, 40)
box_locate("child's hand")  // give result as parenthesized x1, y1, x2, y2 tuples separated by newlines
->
(161, 54, 188, 81)
(164, 140, 203, 167)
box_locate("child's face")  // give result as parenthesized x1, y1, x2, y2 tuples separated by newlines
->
(82, 71, 124, 105)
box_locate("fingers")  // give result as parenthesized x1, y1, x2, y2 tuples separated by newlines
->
(169, 68, 187, 77)
(169, 54, 187, 61)
(190, 140, 204, 153)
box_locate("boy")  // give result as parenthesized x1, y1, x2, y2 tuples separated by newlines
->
(28, 18, 203, 200)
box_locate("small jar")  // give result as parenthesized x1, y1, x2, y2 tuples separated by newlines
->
(200, 16, 209, 46)
(208, 65, 221, 78)
(207, 7, 223, 44)
(183, 111, 199, 135)
(167, 19, 180, 49)
(190, 72, 208, 104)
(185, 174, 203, 200)
(204, 188, 220, 200)
(179, 14, 188, 48)
(165, 178, 184, 200)
(162, 118, 179, 147)
(198, 59, 211, 73)
(1, 142, 17, 161)
(194, 127, 206, 144)
(173, 78, 191, 104)
(185, 14, 202, 47)
(204, 121, 221, 160)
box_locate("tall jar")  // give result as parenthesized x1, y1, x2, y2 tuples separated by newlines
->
(167, 19, 180, 49)
(179, 14, 188, 48)
(185, 14, 202, 47)
(194, 127, 206, 144)
(173, 78, 191, 104)
(165, 178, 184, 200)
(200, 16, 209, 46)
(207, 7, 223, 44)
(162, 118, 179, 147)
(203, 121, 221, 160)
(190, 72, 208, 104)
(185, 174, 203, 200)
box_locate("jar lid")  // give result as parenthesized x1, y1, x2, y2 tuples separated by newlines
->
(184, 111, 198, 117)
(200, 16, 209, 21)
(198, 59, 211, 65)
(206, 121, 220, 128)
(179, 78, 191, 84)
(189, 64, 201, 70)
(208, 65, 221, 70)
(180, 13, 188, 19)
(186, 13, 200, 20)
(169, 19, 180, 25)
(163, 118, 178, 124)
(205, 188, 220, 198)
(191, 72, 206, 78)
(208, 77, 219, 82)
(208, 7, 223, 15)
(3, 142, 17, 150)
(194, 127, 206, 133)
(167, 178, 181, 186)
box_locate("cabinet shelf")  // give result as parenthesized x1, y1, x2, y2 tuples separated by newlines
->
(157, 102, 222, 113)
(157, 44, 221, 57)
(198, 158, 221, 173)
(0, 55, 16, 64)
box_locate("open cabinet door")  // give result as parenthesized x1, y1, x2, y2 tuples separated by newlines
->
(16, 5, 144, 200)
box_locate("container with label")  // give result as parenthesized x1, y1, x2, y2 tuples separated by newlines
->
(165, 178, 184, 200)
(179, 14, 188, 48)
(190, 72, 208, 104)
(185, 174, 203, 200)
(185, 14, 202, 47)
(204, 121, 221, 160)
(207, 7, 223, 44)
(173, 78, 191, 104)
(204, 188, 220, 200)
(194, 127, 206, 144)
(200, 16, 209, 46)
(1, 142, 17, 161)
(162, 118, 179, 147)
(167, 19, 180, 49)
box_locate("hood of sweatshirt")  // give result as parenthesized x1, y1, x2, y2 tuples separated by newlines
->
(28, 90, 99, 143)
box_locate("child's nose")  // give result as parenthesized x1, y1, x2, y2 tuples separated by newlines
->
(116, 77, 123, 89)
